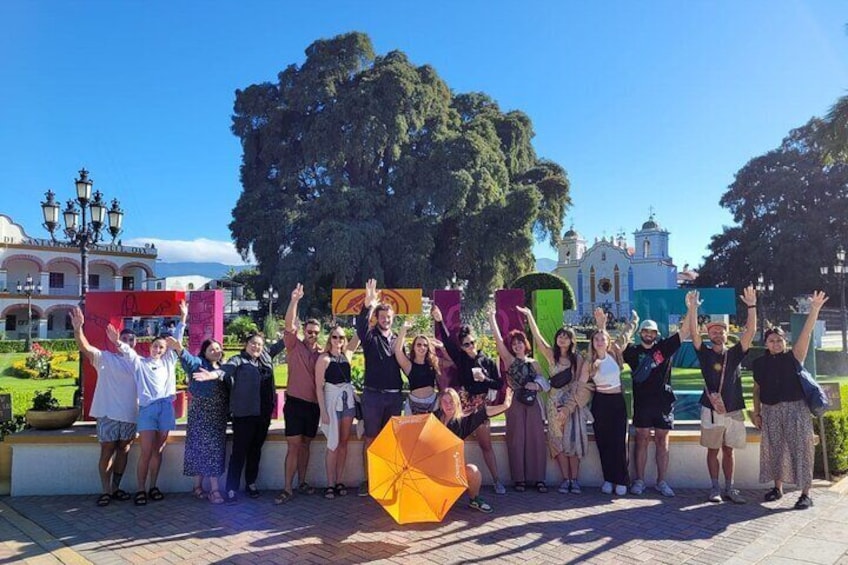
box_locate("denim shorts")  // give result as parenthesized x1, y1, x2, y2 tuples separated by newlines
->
(137, 397, 176, 432)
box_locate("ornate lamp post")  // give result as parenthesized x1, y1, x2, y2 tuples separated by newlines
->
(820, 246, 848, 360)
(40, 168, 125, 407)
(262, 286, 278, 321)
(16, 274, 42, 352)
(755, 274, 774, 337)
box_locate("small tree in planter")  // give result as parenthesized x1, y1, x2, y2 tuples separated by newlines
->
(26, 389, 80, 430)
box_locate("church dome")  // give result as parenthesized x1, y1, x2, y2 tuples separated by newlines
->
(641, 214, 660, 230)
(563, 224, 580, 238)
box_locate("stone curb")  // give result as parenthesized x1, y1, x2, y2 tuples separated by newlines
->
(0, 498, 92, 565)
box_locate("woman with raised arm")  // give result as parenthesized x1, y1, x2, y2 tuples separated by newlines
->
(170, 336, 228, 504)
(394, 321, 442, 415)
(584, 307, 638, 496)
(489, 308, 550, 493)
(752, 290, 827, 510)
(517, 306, 591, 494)
(432, 305, 507, 495)
(435, 387, 514, 513)
(107, 300, 187, 506)
(315, 326, 360, 500)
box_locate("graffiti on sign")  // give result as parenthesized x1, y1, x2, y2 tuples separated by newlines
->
(332, 289, 422, 315)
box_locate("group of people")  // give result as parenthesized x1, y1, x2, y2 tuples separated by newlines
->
(73, 280, 828, 514)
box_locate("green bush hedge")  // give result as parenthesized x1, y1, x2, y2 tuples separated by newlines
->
(0, 339, 80, 353)
(511, 272, 575, 311)
(815, 382, 848, 475)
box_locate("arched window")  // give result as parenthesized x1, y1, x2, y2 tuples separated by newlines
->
(643, 239, 651, 258)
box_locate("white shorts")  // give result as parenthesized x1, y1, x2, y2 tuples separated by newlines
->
(700, 407, 747, 450)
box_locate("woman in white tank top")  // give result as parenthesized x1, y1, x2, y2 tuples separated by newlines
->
(581, 308, 637, 496)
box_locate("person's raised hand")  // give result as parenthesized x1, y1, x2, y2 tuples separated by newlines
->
(69, 307, 84, 330)
(740, 285, 757, 307)
(430, 304, 443, 323)
(106, 324, 120, 344)
(291, 283, 304, 301)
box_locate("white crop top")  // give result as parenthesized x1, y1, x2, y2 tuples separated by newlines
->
(592, 354, 621, 391)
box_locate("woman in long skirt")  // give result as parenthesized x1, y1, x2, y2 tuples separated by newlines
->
(176, 338, 228, 504)
(752, 290, 827, 510)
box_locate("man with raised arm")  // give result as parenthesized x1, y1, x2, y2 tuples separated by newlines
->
(622, 293, 693, 498)
(689, 286, 757, 504)
(70, 307, 138, 508)
(355, 278, 403, 496)
(274, 284, 322, 505)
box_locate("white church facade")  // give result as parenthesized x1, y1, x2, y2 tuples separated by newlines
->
(553, 215, 677, 322)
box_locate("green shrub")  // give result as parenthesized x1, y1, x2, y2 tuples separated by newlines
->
(226, 316, 259, 342)
(511, 272, 575, 311)
(815, 382, 848, 475)
(0, 339, 79, 353)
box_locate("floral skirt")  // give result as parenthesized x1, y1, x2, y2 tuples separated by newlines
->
(760, 399, 814, 489)
(183, 391, 228, 477)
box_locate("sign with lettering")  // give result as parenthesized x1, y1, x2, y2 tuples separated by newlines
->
(332, 289, 422, 315)
(0, 393, 12, 422)
(821, 383, 842, 412)
(187, 290, 223, 355)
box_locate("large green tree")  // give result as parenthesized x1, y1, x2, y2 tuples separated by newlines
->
(230, 32, 570, 315)
(699, 120, 848, 314)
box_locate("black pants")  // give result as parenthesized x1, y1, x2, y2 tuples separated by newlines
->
(592, 392, 629, 485)
(226, 415, 270, 492)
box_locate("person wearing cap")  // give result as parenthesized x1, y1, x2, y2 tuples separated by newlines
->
(622, 293, 694, 497)
(689, 286, 757, 504)
(752, 290, 828, 510)
(69, 307, 138, 508)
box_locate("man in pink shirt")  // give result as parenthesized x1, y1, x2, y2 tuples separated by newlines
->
(275, 284, 322, 504)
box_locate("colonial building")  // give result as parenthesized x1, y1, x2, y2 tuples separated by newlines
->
(0, 215, 157, 339)
(553, 214, 677, 321)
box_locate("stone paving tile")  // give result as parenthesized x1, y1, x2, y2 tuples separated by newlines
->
(0, 487, 845, 564)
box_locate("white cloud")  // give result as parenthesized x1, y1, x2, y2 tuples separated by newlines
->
(124, 237, 254, 265)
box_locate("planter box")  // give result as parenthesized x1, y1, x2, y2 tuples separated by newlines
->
(26, 407, 81, 430)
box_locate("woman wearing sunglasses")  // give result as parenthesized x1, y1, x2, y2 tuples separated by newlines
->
(432, 305, 507, 495)
(315, 326, 360, 499)
(394, 320, 443, 414)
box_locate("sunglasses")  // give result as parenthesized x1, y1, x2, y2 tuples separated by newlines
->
(305, 330, 320, 336)
(461, 340, 475, 349)
(330, 335, 346, 340)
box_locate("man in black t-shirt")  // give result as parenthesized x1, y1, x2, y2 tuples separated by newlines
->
(623, 298, 692, 498)
(690, 286, 757, 505)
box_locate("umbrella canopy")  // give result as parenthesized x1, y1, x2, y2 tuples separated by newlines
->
(368, 413, 468, 524)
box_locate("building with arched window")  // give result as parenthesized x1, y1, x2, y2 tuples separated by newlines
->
(553, 214, 677, 322)
(0, 215, 157, 339)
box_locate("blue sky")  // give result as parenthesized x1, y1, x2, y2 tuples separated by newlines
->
(2, 1, 846, 271)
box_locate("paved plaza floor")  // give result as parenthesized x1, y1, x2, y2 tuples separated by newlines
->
(1, 482, 847, 565)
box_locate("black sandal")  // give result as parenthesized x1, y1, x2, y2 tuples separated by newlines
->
(324, 487, 336, 500)
(334, 483, 348, 497)
(535, 482, 548, 493)
(148, 487, 164, 501)
(96, 493, 112, 507)
(514, 482, 526, 492)
(134, 491, 148, 506)
(111, 489, 131, 501)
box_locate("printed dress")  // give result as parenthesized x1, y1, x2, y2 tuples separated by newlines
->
(179, 351, 228, 477)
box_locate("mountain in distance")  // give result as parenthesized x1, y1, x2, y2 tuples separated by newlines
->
(153, 262, 253, 279)
(535, 257, 557, 273)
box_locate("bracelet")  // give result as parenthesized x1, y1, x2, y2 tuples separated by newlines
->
(747, 305, 756, 309)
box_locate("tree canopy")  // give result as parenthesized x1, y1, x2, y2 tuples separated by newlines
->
(230, 32, 571, 315)
(698, 120, 848, 313)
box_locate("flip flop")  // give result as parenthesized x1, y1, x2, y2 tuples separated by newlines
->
(323, 487, 336, 500)
(134, 491, 147, 506)
(296, 482, 316, 495)
(96, 493, 112, 507)
(334, 483, 348, 497)
(274, 490, 293, 505)
(193, 486, 207, 500)
(148, 487, 164, 501)
(208, 490, 225, 505)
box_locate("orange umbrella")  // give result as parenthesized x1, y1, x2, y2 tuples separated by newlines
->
(368, 413, 468, 524)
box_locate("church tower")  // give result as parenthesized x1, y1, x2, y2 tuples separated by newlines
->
(557, 224, 587, 265)
(633, 212, 670, 261)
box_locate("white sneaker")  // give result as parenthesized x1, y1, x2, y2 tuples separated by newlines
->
(630, 479, 645, 495)
(570, 480, 582, 494)
(614, 484, 627, 496)
(557, 480, 570, 494)
(655, 480, 675, 497)
(601, 481, 613, 494)
(493, 481, 507, 495)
